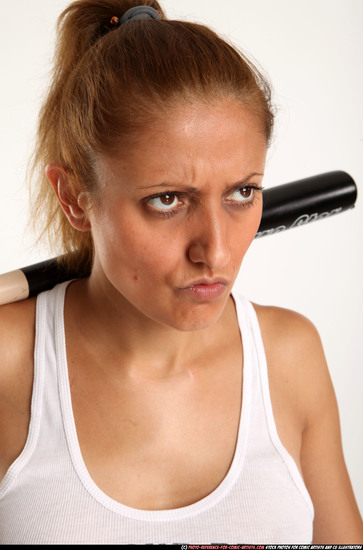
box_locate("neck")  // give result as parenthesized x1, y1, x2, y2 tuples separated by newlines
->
(65, 275, 236, 379)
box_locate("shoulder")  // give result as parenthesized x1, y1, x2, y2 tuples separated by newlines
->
(0, 298, 36, 479)
(0, 296, 36, 407)
(251, 301, 326, 392)
(252, 301, 322, 351)
(252, 302, 326, 369)
(0, 296, 36, 406)
(0, 297, 36, 374)
(252, 302, 332, 421)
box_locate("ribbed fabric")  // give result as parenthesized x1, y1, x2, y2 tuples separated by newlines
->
(0, 282, 313, 544)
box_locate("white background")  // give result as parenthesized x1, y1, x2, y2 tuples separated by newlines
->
(1, 0, 362, 515)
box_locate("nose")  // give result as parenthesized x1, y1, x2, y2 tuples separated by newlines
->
(187, 205, 231, 269)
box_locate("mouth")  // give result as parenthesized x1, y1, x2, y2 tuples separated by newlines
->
(178, 278, 230, 301)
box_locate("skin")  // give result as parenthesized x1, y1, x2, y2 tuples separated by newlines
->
(70, 101, 266, 334)
(0, 100, 362, 542)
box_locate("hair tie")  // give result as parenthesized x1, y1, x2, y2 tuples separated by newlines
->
(109, 16, 120, 26)
(111, 6, 161, 27)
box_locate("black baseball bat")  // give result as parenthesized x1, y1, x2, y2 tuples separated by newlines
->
(0, 170, 357, 304)
(256, 170, 356, 237)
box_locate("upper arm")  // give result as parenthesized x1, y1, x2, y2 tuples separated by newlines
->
(254, 303, 363, 543)
(297, 322, 363, 543)
(0, 298, 35, 480)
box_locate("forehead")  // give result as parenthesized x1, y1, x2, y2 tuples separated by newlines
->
(136, 99, 266, 149)
(95, 100, 267, 187)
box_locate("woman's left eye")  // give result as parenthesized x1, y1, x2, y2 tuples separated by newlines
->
(147, 193, 180, 211)
(226, 186, 260, 203)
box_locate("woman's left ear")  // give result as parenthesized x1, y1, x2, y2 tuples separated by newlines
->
(45, 162, 92, 232)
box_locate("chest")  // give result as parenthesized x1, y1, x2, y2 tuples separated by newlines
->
(67, 344, 244, 510)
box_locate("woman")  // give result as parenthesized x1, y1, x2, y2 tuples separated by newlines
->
(0, 0, 362, 544)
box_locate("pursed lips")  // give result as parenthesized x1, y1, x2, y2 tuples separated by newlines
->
(178, 278, 231, 300)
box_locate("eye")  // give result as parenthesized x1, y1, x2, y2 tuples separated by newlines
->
(226, 185, 262, 205)
(147, 193, 180, 211)
(227, 186, 254, 202)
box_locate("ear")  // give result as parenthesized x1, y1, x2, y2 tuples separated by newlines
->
(45, 163, 91, 232)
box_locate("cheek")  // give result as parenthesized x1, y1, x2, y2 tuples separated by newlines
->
(250, 205, 263, 241)
(232, 206, 262, 255)
(93, 210, 182, 282)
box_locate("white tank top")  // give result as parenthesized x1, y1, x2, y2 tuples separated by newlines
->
(0, 282, 314, 544)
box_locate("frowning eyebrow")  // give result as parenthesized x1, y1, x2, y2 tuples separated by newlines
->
(136, 172, 264, 192)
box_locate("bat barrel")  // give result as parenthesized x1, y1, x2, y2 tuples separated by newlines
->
(256, 170, 357, 237)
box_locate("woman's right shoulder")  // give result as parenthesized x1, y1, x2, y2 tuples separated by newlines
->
(0, 298, 36, 479)
(0, 297, 36, 375)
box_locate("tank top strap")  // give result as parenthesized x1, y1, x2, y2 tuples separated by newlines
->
(232, 292, 261, 398)
(36, 280, 71, 393)
(0, 281, 71, 498)
(232, 292, 314, 517)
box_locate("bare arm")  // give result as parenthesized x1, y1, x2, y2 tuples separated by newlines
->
(255, 304, 363, 543)
(298, 322, 363, 543)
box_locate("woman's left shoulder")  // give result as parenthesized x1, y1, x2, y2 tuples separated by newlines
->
(252, 301, 321, 341)
(250, 301, 334, 427)
(251, 302, 326, 379)
(250, 302, 330, 449)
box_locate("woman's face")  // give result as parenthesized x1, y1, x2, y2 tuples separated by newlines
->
(88, 100, 267, 331)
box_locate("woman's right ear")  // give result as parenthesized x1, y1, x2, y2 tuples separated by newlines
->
(45, 163, 91, 232)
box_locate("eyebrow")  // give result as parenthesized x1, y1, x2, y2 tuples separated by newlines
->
(136, 172, 264, 192)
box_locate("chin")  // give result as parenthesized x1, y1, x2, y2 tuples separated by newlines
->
(161, 298, 230, 332)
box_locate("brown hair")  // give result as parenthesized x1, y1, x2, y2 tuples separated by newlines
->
(29, 0, 274, 276)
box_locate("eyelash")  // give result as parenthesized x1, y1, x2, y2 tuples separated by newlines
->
(144, 185, 263, 218)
